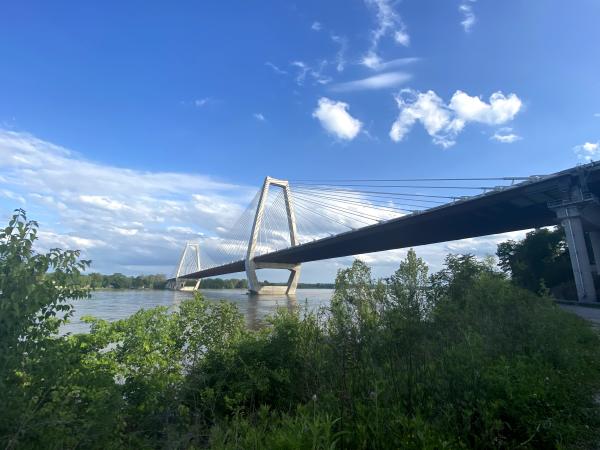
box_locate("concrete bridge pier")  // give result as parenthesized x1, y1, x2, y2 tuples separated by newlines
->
(555, 205, 597, 302)
(552, 188, 600, 302)
(245, 176, 301, 295)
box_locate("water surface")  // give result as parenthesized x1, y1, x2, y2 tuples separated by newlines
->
(62, 288, 333, 334)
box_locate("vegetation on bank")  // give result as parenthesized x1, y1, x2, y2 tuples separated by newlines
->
(200, 278, 334, 290)
(2, 210, 600, 449)
(496, 226, 577, 299)
(75, 274, 334, 291)
(79, 272, 167, 289)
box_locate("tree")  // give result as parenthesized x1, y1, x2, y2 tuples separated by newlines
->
(496, 227, 574, 295)
(0, 209, 94, 448)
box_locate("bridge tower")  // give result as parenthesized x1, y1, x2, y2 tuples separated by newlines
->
(245, 176, 301, 295)
(168, 241, 201, 291)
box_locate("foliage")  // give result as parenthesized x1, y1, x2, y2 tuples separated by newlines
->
(2, 210, 600, 449)
(497, 227, 576, 297)
(82, 272, 167, 289)
(200, 277, 248, 289)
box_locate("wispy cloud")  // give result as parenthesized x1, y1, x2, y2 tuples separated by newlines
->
(0, 129, 254, 274)
(491, 128, 522, 143)
(459, 0, 477, 32)
(330, 71, 411, 92)
(361, 56, 419, 71)
(291, 60, 331, 86)
(331, 34, 348, 72)
(265, 61, 287, 75)
(362, 0, 409, 68)
(311, 21, 322, 31)
(312, 97, 363, 141)
(194, 97, 212, 107)
(253, 113, 266, 122)
(390, 89, 523, 148)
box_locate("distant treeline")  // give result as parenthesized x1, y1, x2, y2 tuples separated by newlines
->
(80, 273, 167, 290)
(200, 278, 334, 289)
(200, 278, 248, 289)
(78, 274, 334, 290)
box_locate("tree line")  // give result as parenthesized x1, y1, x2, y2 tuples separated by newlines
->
(78, 272, 167, 289)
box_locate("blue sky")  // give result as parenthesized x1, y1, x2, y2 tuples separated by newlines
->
(1, 0, 599, 281)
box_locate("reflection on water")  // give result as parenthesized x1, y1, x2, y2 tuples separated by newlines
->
(61, 288, 333, 334)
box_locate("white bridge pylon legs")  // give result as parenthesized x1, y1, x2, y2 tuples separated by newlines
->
(167, 242, 202, 291)
(245, 176, 301, 295)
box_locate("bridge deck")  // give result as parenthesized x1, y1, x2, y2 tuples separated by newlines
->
(177, 163, 600, 280)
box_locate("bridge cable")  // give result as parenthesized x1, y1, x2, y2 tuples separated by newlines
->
(291, 188, 419, 213)
(293, 192, 389, 223)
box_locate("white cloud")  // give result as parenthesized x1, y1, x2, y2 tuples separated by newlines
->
(0, 188, 26, 204)
(311, 21, 322, 31)
(363, 0, 409, 67)
(459, 0, 477, 32)
(312, 97, 363, 141)
(79, 195, 128, 211)
(361, 56, 419, 71)
(265, 61, 287, 75)
(291, 60, 331, 86)
(574, 141, 600, 161)
(0, 129, 255, 274)
(331, 72, 411, 92)
(491, 128, 522, 143)
(331, 34, 347, 72)
(594, 113, 600, 118)
(449, 90, 522, 125)
(365, 0, 410, 48)
(390, 89, 523, 147)
(194, 97, 211, 107)
(394, 29, 410, 46)
(253, 113, 266, 122)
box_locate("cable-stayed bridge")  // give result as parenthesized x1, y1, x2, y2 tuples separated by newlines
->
(167, 162, 600, 302)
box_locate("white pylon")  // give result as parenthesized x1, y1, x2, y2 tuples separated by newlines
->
(171, 241, 201, 291)
(245, 176, 301, 295)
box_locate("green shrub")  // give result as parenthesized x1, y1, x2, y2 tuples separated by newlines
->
(2, 211, 599, 449)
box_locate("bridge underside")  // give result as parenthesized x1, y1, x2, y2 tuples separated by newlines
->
(176, 163, 600, 302)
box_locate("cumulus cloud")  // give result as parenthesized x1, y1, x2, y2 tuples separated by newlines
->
(311, 21, 322, 31)
(459, 0, 477, 32)
(491, 128, 522, 143)
(253, 113, 266, 121)
(330, 71, 411, 92)
(574, 141, 600, 161)
(312, 97, 363, 140)
(449, 91, 522, 125)
(362, 0, 409, 68)
(390, 89, 523, 148)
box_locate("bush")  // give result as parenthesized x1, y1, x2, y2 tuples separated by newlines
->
(1, 211, 599, 449)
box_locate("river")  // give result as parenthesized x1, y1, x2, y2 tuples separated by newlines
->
(62, 288, 334, 334)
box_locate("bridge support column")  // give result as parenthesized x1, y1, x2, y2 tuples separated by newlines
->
(554, 205, 597, 302)
(245, 176, 301, 295)
(589, 231, 600, 276)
